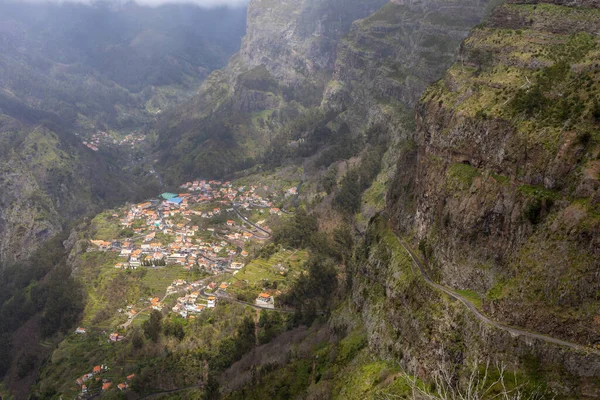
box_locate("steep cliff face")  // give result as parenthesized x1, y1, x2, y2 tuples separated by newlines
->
(156, 0, 389, 182)
(325, 0, 496, 126)
(0, 116, 136, 263)
(241, 0, 389, 86)
(354, 217, 600, 398)
(316, 0, 495, 225)
(388, 0, 600, 345)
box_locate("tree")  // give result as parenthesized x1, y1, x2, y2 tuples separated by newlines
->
(163, 319, 185, 340)
(131, 327, 144, 349)
(202, 374, 220, 400)
(333, 169, 361, 215)
(272, 208, 319, 249)
(143, 310, 162, 342)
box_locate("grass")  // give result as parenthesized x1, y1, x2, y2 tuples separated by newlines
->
(336, 330, 368, 364)
(378, 221, 415, 277)
(228, 250, 309, 302)
(446, 163, 481, 189)
(90, 211, 122, 240)
(486, 281, 508, 301)
(332, 350, 416, 400)
(491, 172, 510, 185)
(517, 184, 559, 200)
(362, 173, 388, 211)
(78, 249, 192, 327)
(456, 289, 483, 310)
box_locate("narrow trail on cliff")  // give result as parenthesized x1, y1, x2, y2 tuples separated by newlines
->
(393, 234, 600, 356)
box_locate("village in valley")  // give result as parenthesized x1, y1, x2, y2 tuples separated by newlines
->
(76, 130, 146, 152)
(61, 175, 306, 398)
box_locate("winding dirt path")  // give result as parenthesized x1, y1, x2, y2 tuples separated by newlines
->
(394, 234, 600, 356)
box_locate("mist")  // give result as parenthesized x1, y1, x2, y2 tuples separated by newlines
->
(12, 0, 250, 8)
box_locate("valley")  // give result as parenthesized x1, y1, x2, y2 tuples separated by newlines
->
(1, 0, 599, 398)
(33, 172, 309, 398)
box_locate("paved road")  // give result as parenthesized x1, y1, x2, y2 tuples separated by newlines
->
(139, 384, 202, 399)
(394, 234, 600, 356)
(232, 203, 271, 238)
(199, 288, 296, 313)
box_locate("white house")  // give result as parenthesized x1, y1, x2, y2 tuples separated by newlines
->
(256, 293, 275, 309)
(207, 296, 216, 308)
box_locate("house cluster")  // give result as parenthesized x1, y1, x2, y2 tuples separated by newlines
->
(79, 130, 146, 153)
(179, 180, 277, 210)
(76, 364, 109, 395)
(167, 279, 225, 319)
(285, 187, 298, 197)
(109, 332, 124, 342)
(80, 130, 114, 151)
(117, 132, 145, 148)
(80, 130, 111, 151)
(76, 366, 135, 397)
(117, 374, 135, 392)
(89, 179, 292, 274)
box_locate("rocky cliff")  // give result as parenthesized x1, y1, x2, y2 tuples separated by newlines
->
(317, 0, 496, 223)
(241, 0, 390, 86)
(324, 0, 496, 127)
(155, 0, 389, 182)
(354, 216, 600, 398)
(388, 0, 600, 349)
(0, 115, 137, 263)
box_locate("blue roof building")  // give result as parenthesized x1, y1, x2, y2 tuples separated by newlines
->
(167, 197, 183, 205)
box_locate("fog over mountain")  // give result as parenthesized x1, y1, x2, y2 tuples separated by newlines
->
(11, 0, 249, 7)
(0, 0, 247, 268)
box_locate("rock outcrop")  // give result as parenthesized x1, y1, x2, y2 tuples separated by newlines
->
(355, 216, 600, 398)
(0, 116, 136, 263)
(155, 0, 389, 182)
(388, 0, 600, 345)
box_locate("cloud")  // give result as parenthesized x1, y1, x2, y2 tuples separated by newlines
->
(14, 0, 250, 8)
(132, 0, 249, 6)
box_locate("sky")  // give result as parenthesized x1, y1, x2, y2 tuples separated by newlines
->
(14, 0, 250, 7)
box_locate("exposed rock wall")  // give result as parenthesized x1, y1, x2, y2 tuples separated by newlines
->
(388, 0, 600, 344)
(241, 0, 389, 86)
(156, 0, 389, 181)
(355, 217, 600, 398)
(0, 117, 136, 263)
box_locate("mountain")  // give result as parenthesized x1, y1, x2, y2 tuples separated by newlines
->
(2, 0, 600, 398)
(374, 0, 600, 395)
(154, 0, 600, 397)
(0, 1, 247, 262)
(0, 1, 247, 118)
(154, 0, 498, 190)
(154, 0, 390, 182)
(0, 115, 136, 263)
(388, 0, 600, 345)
